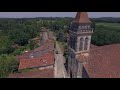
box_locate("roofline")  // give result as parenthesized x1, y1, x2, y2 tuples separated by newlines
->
(19, 63, 55, 70)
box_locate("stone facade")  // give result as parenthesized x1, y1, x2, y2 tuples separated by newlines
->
(41, 31, 48, 42)
(67, 12, 94, 78)
(40, 28, 53, 42)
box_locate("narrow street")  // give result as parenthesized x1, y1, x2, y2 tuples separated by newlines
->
(54, 41, 67, 78)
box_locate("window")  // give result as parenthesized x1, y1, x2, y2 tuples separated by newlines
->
(82, 26, 84, 29)
(84, 37, 89, 50)
(73, 37, 76, 51)
(88, 25, 90, 29)
(78, 26, 81, 29)
(70, 37, 76, 50)
(79, 38, 84, 51)
(85, 26, 87, 29)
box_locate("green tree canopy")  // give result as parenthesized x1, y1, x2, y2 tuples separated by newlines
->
(0, 54, 18, 78)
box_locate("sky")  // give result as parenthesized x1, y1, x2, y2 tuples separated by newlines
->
(0, 12, 120, 18)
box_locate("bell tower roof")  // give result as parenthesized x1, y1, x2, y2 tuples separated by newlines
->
(73, 12, 91, 23)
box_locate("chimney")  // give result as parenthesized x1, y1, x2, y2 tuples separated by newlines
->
(41, 27, 49, 42)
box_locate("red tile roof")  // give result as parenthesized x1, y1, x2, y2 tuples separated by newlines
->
(17, 39, 54, 60)
(19, 51, 54, 70)
(73, 12, 91, 23)
(9, 69, 54, 78)
(18, 39, 55, 70)
(84, 44, 120, 78)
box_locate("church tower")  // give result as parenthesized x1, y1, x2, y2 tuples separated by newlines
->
(67, 12, 94, 78)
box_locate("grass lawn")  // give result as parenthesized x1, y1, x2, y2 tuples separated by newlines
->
(96, 22, 120, 29)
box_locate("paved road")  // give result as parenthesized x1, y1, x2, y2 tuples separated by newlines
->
(54, 42, 67, 78)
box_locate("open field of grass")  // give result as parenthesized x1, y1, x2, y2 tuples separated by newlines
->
(96, 22, 120, 30)
(96, 22, 120, 27)
(96, 22, 120, 32)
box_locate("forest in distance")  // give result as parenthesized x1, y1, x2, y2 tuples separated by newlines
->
(0, 17, 120, 77)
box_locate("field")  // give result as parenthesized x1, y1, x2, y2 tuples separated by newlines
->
(96, 22, 120, 27)
(92, 22, 120, 46)
(96, 22, 120, 32)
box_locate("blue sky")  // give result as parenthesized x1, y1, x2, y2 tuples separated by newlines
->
(0, 12, 120, 18)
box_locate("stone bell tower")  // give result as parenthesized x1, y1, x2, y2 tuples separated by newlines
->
(67, 12, 94, 78)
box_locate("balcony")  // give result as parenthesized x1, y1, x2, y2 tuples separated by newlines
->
(77, 29, 93, 34)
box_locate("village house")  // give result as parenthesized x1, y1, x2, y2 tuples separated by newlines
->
(9, 28, 55, 78)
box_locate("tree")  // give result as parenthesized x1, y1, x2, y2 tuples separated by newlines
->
(29, 40, 35, 50)
(92, 24, 120, 46)
(0, 54, 18, 77)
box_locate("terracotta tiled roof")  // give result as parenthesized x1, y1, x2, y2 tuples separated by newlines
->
(17, 50, 33, 60)
(84, 44, 120, 78)
(18, 39, 55, 70)
(9, 69, 54, 78)
(73, 12, 91, 23)
(17, 39, 54, 59)
(19, 51, 54, 70)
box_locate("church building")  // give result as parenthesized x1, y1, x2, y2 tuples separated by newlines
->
(68, 12, 120, 78)
(68, 12, 94, 78)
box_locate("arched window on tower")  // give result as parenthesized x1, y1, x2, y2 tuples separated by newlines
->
(73, 37, 76, 51)
(79, 38, 84, 51)
(84, 37, 89, 50)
